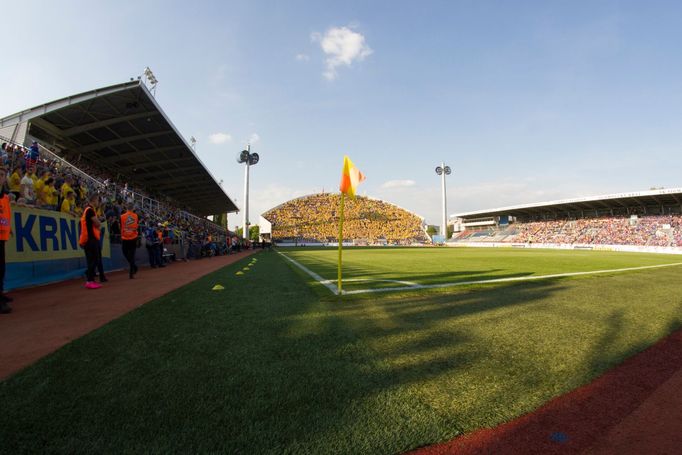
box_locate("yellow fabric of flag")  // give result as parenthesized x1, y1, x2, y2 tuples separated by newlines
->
(339, 155, 366, 199)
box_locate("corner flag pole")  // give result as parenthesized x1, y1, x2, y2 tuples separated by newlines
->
(337, 192, 345, 295)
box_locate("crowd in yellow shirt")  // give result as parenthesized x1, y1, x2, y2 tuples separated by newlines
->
(263, 193, 428, 244)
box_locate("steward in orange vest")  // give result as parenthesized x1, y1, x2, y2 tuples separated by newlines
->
(81, 194, 103, 289)
(120, 206, 139, 279)
(0, 167, 13, 312)
(120, 209, 139, 241)
(79, 206, 101, 246)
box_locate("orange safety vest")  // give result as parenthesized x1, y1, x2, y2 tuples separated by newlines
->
(156, 229, 163, 241)
(0, 194, 10, 241)
(79, 206, 100, 246)
(120, 211, 139, 240)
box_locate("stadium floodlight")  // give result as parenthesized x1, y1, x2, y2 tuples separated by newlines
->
(237, 145, 260, 240)
(435, 163, 452, 241)
(143, 66, 159, 96)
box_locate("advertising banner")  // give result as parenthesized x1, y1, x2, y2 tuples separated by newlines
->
(6, 205, 110, 263)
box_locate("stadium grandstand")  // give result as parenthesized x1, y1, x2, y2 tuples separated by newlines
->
(0, 79, 240, 290)
(450, 188, 682, 252)
(261, 193, 429, 245)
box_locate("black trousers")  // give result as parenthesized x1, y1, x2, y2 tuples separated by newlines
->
(83, 240, 100, 282)
(122, 239, 137, 273)
(0, 240, 5, 293)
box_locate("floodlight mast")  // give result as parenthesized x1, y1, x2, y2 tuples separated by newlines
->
(435, 163, 452, 240)
(237, 145, 260, 240)
(243, 145, 250, 240)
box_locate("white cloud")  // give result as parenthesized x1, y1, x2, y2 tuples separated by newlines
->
(312, 26, 372, 80)
(295, 53, 310, 61)
(381, 179, 416, 189)
(208, 132, 232, 144)
(248, 133, 260, 144)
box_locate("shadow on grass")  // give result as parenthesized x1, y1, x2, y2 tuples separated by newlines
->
(1, 253, 681, 454)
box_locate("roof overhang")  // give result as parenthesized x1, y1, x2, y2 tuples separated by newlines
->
(452, 188, 682, 219)
(0, 80, 238, 216)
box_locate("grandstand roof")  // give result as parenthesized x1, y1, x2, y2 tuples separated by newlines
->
(452, 188, 682, 219)
(0, 80, 238, 216)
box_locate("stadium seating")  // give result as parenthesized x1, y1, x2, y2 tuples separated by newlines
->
(453, 215, 682, 247)
(1, 136, 229, 249)
(263, 193, 428, 244)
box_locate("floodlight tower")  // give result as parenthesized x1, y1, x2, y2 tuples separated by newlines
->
(236, 145, 260, 240)
(142, 67, 159, 96)
(435, 163, 452, 240)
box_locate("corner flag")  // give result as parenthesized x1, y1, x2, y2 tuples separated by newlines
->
(339, 155, 366, 199)
(338, 155, 365, 295)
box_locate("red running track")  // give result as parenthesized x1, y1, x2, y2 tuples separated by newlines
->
(0, 251, 257, 380)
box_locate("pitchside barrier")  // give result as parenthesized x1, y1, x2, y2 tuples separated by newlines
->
(5, 205, 150, 290)
(447, 241, 682, 255)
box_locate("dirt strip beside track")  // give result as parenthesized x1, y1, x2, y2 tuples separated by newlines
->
(0, 250, 257, 380)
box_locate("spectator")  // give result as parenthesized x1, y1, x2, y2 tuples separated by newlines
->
(60, 191, 78, 217)
(9, 165, 21, 200)
(26, 141, 40, 170)
(20, 168, 35, 204)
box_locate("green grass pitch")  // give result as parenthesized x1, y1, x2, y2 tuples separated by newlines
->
(1, 247, 681, 454)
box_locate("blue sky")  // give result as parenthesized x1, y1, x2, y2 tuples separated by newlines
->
(2, 1, 682, 227)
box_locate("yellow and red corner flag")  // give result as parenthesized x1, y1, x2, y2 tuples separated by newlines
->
(339, 155, 366, 199)
(338, 155, 365, 295)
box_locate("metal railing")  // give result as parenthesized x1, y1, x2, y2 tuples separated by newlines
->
(1, 135, 227, 235)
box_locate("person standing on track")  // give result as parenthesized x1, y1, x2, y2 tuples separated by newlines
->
(120, 204, 139, 279)
(0, 167, 13, 313)
(80, 193, 103, 290)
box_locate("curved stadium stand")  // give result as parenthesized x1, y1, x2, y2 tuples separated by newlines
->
(262, 193, 429, 245)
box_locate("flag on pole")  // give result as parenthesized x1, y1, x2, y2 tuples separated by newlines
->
(338, 155, 365, 295)
(339, 155, 366, 199)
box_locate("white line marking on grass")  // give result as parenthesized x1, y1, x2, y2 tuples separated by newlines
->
(279, 252, 682, 296)
(342, 262, 682, 295)
(342, 278, 421, 287)
(279, 252, 423, 294)
(278, 251, 339, 294)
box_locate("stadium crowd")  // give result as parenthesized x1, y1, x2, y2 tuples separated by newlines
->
(0, 137, 241, 311)
(1, 138, 231, 252)
(263, 193, 428, 244)
(456, 215, 682, 247)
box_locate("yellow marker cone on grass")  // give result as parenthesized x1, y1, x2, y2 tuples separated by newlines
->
(212, 284, 225, 291)
(236, 271, 244, 275)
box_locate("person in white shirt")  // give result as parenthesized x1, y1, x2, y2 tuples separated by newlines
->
(20, 169, 35, 204)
